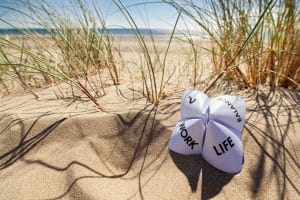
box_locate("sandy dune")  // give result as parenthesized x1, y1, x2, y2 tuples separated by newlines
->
(0, 84, 299, 199)
(0, 36, 299, 199)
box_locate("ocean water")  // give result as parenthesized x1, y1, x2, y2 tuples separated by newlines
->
(0, 28, 168, 36)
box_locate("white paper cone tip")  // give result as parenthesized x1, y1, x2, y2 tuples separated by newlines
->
(169, 119, 206, 155)
(202, 121, 243, 174)
(180, 90, 209, 120)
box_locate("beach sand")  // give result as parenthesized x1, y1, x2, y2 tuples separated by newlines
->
(0, 37, 299, 199)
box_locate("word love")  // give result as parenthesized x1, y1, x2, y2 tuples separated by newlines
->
(213, 136, 234, 156)
(169, 90, 245, 174)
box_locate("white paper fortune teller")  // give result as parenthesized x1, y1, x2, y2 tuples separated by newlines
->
(169, 90, 245, 174)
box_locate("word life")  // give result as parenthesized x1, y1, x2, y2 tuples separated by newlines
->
(221, 99, 242, 123)
(179, 122, 199, 149)
(213, 136, 235, 156)
(188, 96, 196, 104)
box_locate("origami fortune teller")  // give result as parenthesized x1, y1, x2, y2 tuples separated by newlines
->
(169, 90, 246, 174)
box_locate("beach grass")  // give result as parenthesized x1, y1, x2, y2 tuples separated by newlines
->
(0, 0, 299, 108)
(112, 0, 182, 105)
(164, 0, 300, 91)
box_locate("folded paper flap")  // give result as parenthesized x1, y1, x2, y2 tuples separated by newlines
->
(181, 90, 209, 120)
(209, 95, 245, 132)
(202, 121, 243, 173)
(168, 119, 206, 155)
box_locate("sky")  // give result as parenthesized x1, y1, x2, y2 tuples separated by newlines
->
(0, 0, 183, 30)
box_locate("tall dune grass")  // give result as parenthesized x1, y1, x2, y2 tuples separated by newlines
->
(0, 0, 299, 108)
(0, 0, 125, 111)
(164, 0, 299, 90)
(0, 38, 39, 98)
(113, 0, 181, 105)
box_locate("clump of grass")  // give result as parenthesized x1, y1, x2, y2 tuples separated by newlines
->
(0, 0, 126, 111)
(25, 0, 121, 90)
(164, 0, 299, 91)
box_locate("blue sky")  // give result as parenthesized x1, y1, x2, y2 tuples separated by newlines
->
(0, 0, 182, 29)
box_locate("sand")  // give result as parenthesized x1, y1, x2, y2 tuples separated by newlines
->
(0, 37, 299, 199)
(0, 84, 299, 200)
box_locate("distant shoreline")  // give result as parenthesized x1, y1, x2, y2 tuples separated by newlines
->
(0, 28, 170, 36)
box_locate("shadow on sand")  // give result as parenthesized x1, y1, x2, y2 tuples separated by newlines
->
(0, 114, 67, 170)
(1, 87, 299, 199)
(169, 150, 233, 200)
(244, 88, 300, 199)
(0, 105, 170, 200)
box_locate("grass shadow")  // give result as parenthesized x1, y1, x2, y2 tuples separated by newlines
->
(0, 114, 66, 170)
(14, 105, 169, 199)
(244, 88, 300, 199)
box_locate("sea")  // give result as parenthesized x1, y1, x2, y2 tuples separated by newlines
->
(0, 28, 169, 36)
